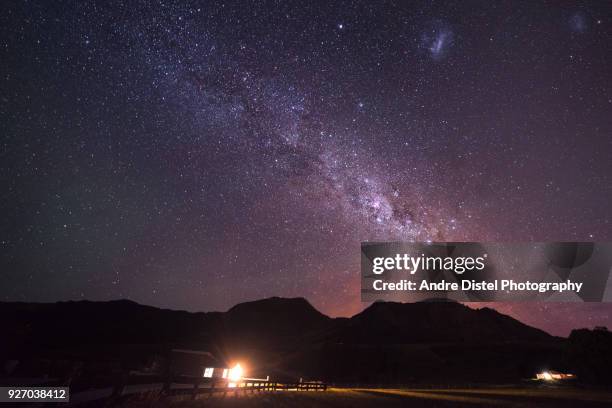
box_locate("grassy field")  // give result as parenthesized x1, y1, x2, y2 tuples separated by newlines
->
(116, 386, 612, 407)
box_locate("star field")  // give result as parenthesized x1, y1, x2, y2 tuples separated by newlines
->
(1, 1, 611, 336)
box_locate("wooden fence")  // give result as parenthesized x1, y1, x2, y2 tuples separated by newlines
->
(68, 377, 326, 405)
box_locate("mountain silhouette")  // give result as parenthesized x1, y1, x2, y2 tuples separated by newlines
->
(1, 297, 566, 384)
(337, 301, 551, 344)
(1, 297, 551, 349)
(223, 297, 332, 348)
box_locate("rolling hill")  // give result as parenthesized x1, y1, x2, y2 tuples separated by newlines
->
(1, 297, 569, 384)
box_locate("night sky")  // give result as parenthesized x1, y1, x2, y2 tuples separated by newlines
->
(2, 1, 611, 336)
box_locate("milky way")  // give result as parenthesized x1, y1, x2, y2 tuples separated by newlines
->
(1, 1, 611, 336)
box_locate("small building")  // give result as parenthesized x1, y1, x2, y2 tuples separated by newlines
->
(169, 349, 227, 379)
(536, 370, 575, 381)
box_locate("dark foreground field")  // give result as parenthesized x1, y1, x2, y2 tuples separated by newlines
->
(112, 387, 612, 408)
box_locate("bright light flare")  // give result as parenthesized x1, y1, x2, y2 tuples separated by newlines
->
(228, 363, 243, 382)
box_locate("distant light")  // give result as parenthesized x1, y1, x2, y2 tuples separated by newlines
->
(338, 24, 344, 29)
(536, 370, 575, 381)
(228, 363, 243, 382)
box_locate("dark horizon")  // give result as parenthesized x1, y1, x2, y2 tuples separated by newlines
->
(4, 296, 612, 405)
(3, 294, 608, 338)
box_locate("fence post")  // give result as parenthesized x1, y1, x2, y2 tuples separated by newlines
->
(192, 380, 199, 400)
(160, 371, 172, 400)
(105, 371, 127, 408)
